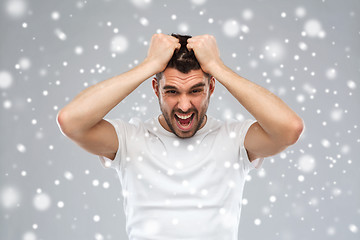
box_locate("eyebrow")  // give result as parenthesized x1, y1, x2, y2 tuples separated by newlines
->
(190, 83, 206, 89)
(162, 82, 206, 90)
(162, 85, 177, 90)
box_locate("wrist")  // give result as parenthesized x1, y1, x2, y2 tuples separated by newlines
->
(140, 58, 162, 76)
(143, 57, 166, 75)
(206, 60, 227, 78)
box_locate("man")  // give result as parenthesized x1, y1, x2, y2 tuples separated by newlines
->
(57, 33, 303, 239)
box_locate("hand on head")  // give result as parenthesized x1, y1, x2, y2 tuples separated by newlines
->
(146, 33, 181, 73)
(186, 34, 222, 75)
(146, 33, 222, 76)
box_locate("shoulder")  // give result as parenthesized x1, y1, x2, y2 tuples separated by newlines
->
(202, 116, 255, 140)
(205, 116, 223, 130)
(105, 117, 147, 135)
(222, 118, 256, 135)
(208, 118, 256, 149)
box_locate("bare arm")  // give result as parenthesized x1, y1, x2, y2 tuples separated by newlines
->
(187, 35, 304, 161)
(57, 33, 180, 160)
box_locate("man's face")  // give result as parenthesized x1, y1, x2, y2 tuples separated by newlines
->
(152, 68, 215, 138)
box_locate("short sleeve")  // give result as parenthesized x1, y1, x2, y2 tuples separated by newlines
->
(98, 119, 123, 170)
(241, 120, 264, 172)
(228, 119, 264, 173)
(98, 118, 141, 171)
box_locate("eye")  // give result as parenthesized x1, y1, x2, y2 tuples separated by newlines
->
(191, 89, 202, 94)
(166, 90, 177, 94)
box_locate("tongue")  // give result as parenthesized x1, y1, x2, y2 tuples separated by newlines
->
(179, 117, 191, 125)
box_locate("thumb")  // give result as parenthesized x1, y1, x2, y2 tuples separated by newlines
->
(186, 43, 193, 51)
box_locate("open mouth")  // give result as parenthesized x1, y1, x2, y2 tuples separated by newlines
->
(174, 113, 195, 131)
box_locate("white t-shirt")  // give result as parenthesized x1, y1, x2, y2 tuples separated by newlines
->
(99, 116, 264, 240)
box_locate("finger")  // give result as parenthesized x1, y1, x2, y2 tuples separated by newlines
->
(161, 35, 179, 48)
(187, 37, 196, 43)
(188, 35, 203, 41)
(186, 38, 195, 48)
(169, 35, 180, 42)
(186, 43, 193, 51)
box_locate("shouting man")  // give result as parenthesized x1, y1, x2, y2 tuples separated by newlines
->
(57, 33, 303, 240)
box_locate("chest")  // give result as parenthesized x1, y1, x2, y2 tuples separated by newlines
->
(120, 132, 245, 206)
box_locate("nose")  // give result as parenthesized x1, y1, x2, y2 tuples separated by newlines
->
(177, 94, 192, 112)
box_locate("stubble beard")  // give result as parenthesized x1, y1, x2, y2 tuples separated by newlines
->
(160, 103, 208, 139)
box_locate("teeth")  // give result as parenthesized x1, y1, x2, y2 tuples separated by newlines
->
(176, 113, 192, 119)
(177, 120, 191, 127)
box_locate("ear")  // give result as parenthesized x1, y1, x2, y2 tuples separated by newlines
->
(152, 77, 159, 98)
(209, 76, 215, 95)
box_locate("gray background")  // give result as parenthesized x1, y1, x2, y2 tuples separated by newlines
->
(1, 0, 359, 239)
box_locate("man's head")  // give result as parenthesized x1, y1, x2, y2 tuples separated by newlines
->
(152, 34, 215, 138)
(155, 34, 210, 80)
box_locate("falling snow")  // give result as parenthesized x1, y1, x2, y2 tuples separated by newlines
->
(22, 232, 37, 240)
(223, 19, 240, 37)
(242, 9, 254, 21)
(110, 35, 129, 53)
(298, 154, 316, 173)
(1, 1, 359, 240)
(1, 186, 20, 209)
(0, 71, 13, 89)
(295, 7, 307, 18)
(130, 0, 152, 8)
(5, 0, 27, 18)
(33, 192, 51, 211)
(304, 19, 324, 38)
(264, 41, 285, 61)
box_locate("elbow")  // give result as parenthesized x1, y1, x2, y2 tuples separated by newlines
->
(285, 117, 304, 146)
(56, 109, 74, 137)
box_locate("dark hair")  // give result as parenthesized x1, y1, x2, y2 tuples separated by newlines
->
(155, 33, 205, 80)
